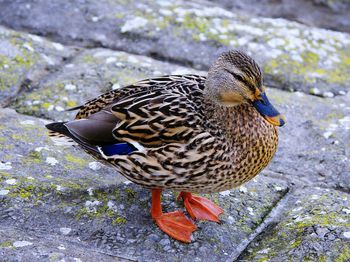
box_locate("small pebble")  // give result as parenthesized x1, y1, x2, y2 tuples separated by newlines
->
(52, 42, 64, 51)
(0, 190, 10, 196)
(163, 245, 171, 251)
(13, 241, 33, 248)
(159, 238, 170, 246)
(323, 92, 334, 98)
(0, 162, 12, 170)
(5, 179, 16, 185)
(60, 227, 72, 235)
(20, 120, 36, 125)
(239, 186, 248, 193)
(64, 84, 76, 91)
(58, 244, 66, 250)
(148, 233, 160, 242)
(89, 161, 101, 171)
(46, 157, 58, 166)
(342, 208, 350, 214)
(219, 190, 230, 196)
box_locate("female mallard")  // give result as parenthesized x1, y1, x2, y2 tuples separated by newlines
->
(46, 50, 285, 243)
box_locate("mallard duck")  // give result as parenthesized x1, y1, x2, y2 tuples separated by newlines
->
(46, 50, 285, 243)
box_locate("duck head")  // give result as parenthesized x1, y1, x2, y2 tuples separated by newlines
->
(205, 50, 286, 127)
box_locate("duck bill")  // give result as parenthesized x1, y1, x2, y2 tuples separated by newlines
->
(252, 92, 286, 127)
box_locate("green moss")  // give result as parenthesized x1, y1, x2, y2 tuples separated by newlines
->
(14, 55, 32, 68)
(0, 241, 12, 248)
(293, 211, 350, 229)
(302, 51, 319, 65)
(64, 154, 86, 167)
(82, 54, 95, 63)
(114, 188, 121, 200)
(19, 188, 31, 198)
(42, 102, 51, 109)
(0, 172, 11, 178)
(290, 239, 302, 248)
(258, 258, 269, 262)
(321, 50, 350, 84)
(115, 13, 126, 19)
(66, 100, 77, 107)
(58, 180, 85, 191)
(95, 190, 108, 202)
(11, 134, 22, 140)
(264, 48, 350, 87)
(182, 14, 209, 34)
(335, 243, 350, 262)
(112, 216, 127, 225)
(28, 150, 42, 163)
(125, 187, 137, 201)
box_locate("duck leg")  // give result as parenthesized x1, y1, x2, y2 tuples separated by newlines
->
(177, 192, 224, 222)
(151, 189, 196, 243)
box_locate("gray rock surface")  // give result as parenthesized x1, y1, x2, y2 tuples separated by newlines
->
(0, 1, 349, 261)
(0, 26, 76, 107)
(268, 89, 350, 191)
(0, 0, 349, 96)
(209, 0, 350, 34)
(238, 187, 350, 261)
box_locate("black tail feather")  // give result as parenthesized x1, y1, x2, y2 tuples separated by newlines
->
(46, 121, 100, 157)
(46, 122, 70, 137)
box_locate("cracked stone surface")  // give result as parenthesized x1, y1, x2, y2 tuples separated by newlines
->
(0, 1, 349, 261)
(238, 188, 350, 261)
(0, 0, 349, 96)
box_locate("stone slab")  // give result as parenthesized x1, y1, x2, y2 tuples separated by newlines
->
(238, 187, 350, 261)
(268, 89, 350, 191)
(0, 226, 129, 262)
(0, 25, 76, 107)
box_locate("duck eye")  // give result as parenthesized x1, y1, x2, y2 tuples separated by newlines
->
(233, 74, 245, 83)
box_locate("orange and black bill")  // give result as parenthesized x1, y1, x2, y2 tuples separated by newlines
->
(252, 92, 286, 126)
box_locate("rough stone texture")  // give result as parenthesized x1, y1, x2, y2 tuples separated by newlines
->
(209, 0, 350, 34)
(238, 188, 350, 261)
(0, 226, 127, 262)
(268, 89, 350, 191)
(0, 0, 349, 96)
(0, 25, 77, 107)
(11, 48, 202, 121)
(0, 109, 288, 261)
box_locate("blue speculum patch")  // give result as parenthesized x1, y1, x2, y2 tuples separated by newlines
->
(101, 143, 137, 156)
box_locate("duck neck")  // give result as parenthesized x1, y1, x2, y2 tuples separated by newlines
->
(203, 98, 266, 146)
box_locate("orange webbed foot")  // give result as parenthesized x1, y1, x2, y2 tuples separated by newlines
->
(178, 192, 224, 222)
(153, 211, 196, 243)
(151, 189, 196, 243)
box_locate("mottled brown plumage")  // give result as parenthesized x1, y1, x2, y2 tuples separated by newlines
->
(46, 50, 285, 242)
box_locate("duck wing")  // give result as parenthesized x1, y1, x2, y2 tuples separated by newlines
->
(47, 75, 205, 158)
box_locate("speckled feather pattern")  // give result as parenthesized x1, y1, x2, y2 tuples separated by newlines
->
(73, 75, 278, 193)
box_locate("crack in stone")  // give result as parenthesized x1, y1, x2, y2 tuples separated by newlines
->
(229, 187, 293, 261)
